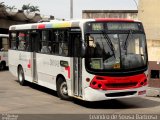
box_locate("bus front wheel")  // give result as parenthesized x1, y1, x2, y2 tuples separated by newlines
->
(57, 77, 70, 100)
(18, 66, 26, 86)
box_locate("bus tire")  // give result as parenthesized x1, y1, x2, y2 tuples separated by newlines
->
(18, 66, 26, 86)
(0, 62, 6, 70)
(57, 77, 70, 100)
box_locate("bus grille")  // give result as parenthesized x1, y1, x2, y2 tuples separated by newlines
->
(105, 91, 137, 97)
(105, 82, 138, 88)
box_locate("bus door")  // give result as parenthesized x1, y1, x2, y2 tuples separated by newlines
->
(0, 37, 9, 66)
(70, 31, 82, 97)
(30, 31, 39, 83)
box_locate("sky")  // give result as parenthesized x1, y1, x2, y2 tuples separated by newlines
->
(2, 0, 138, 19)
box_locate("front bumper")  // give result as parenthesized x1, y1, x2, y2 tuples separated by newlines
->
(84, 86, 147, 101)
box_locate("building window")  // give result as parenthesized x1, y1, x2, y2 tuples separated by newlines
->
(150, 70, 160, 79)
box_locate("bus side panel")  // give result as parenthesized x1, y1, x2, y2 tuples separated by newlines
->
(0, 52, 8, 66)
(0, 52, 3, 63)
(81, 58, 148, 101)
(36, 53, 71, 93)
(9, 50, 32, 82)
(81, 58, 94, 99)
(3, 51, 8, 66)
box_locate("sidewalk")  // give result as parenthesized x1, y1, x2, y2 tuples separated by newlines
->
(146, 87, 160, 97)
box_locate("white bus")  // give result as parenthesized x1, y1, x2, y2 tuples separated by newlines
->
(9, 18, 148, 101)
(0, 34, 9, 70)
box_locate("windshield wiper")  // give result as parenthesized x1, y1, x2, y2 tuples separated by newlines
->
(124, 30, 133, 50)
(101, 30, 116, 58)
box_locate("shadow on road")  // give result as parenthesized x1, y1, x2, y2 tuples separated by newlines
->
(15, 80, 160, 109)
(15, 80, 58, 98)
(73, 97, 160, 109)
(0, 67, 9, 72)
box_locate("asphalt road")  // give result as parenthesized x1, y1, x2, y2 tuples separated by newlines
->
(0, 71, 160, 119)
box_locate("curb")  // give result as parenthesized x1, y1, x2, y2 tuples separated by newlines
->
(146, 87, 160, 97)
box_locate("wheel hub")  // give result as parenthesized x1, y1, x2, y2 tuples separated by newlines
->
(19, 71, 23, 82)
(61, 82, 68, 95)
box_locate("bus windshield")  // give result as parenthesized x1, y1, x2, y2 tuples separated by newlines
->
(85, 32, 147, 73)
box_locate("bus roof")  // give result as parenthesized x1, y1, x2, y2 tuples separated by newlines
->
(0, 34, 9, 37)
(9, 18, 138, 31)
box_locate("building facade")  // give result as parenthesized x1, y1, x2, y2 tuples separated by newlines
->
(138, 0, 160, 87)
(82, 10, 138, 19)
(0, 5, 47, 34)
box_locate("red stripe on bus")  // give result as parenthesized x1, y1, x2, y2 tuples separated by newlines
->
(27, 60, 31, 69)
(38, 24, 45, 29)
(19, 33, 25, 37)
(65, 66, 70, 79)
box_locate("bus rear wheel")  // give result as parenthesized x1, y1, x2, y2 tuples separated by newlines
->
(0, 62, 6, 70)
(18, 66, 26, 86)
(57, 77, 70, 100)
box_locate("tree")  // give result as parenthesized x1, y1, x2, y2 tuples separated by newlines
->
(0, 2, 5, 7)
(5, 5, 17, 15)
(6, 5, 16, 11)
(22, 4, 40, 13)
(22, 3, 31, 11)
(30, 6, 40, 12)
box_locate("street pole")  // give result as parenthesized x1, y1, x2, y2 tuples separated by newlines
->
(70, 0, 73, 19)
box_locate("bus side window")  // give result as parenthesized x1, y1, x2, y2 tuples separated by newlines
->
(52, 30, 59, 55)
(25, 31, 31, 52)
(2, 38, 9, 51)
(52, 29, 69, 56)
(59, 30, 68, 56)
(11, 32, 17, 50)
(0, 37, 2, 50)
(18, 32, 26, 51)
(41, 30, 51, 54)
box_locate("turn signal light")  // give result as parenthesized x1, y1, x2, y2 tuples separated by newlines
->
(86, 78, 90, 82)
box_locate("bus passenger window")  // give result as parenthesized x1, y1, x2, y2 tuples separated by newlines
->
(41, 31, 51, 54)
(59, 30, 68, 56)
(0, 38, 2, 50)
(0, 37, 9, 51)
(52, 31, 59, 55)
(41, 43, 51, 53)
(25, 32, 31, 52)
(18, 32, 26, 51)
(2, 38, 9, 51)
(11, 33, 17, 50)
(52, 30, 69, 56)
(59, 42, 68, 56)
(52, 43, 59, 55)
